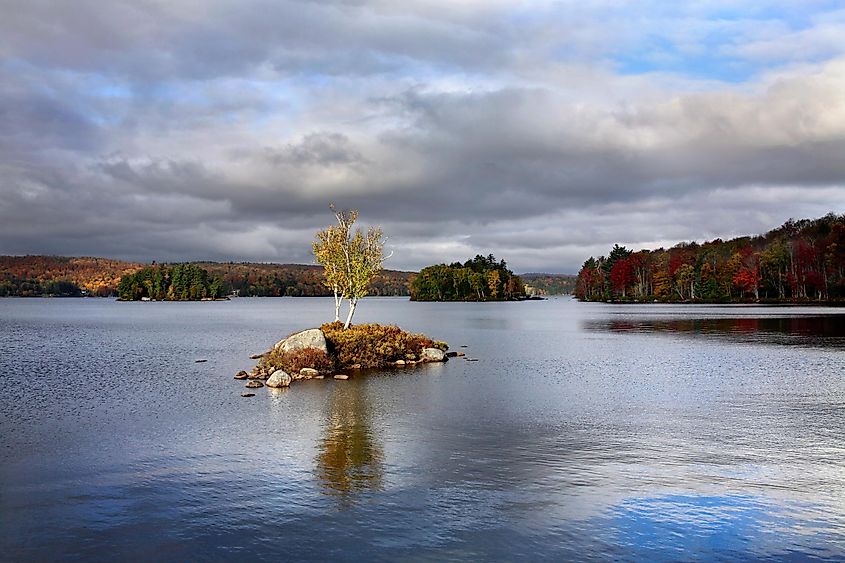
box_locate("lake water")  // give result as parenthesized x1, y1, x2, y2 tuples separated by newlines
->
(1, 297, 844, 561)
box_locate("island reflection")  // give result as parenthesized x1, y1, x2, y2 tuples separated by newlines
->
(315, 381, 384, 507)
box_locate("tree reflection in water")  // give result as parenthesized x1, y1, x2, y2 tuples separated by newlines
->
(315, 381, 384, 506)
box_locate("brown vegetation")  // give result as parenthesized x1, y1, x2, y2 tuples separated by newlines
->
(321, 322, 447, 369)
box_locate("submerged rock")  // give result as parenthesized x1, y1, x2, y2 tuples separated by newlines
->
(333, 374, 349, 380)
(275, 328, 328, 354)
(266, 369, 292, 388)
(195, 359, 208, 363)
(241, 392, 255, 397)
(249, 353, 265, 360)
(245, 380, 264, 388)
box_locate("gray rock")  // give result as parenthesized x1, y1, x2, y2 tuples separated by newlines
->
(245, 380, 264, 388)
(333, 374, 349, 380)
(299, 367, 319, 378)
(266, 369, 292, 388)
(274, 329, 328, 354)
(420, 348, 446, 362)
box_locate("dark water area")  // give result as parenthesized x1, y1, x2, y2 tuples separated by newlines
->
(1, 298, 844, 561)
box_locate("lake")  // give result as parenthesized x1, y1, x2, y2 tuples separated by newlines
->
(1, 297, 844, 561)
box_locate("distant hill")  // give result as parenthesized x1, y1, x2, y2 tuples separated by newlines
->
(520, 273, 577, 295)
(0, 255, 415, 297)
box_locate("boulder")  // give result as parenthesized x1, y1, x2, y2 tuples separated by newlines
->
(299, 367, 319, 378)
(234, 370, 249, 380)
(274, 329, 328, 354)
(245, 380, 264, 388)
(394, 359, 406, 366)
(266, 369, 292, 388)
(333, 374, 349, 380)
(420, 348, 446, 362)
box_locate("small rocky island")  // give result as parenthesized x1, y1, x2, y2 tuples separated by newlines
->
(236, 322, 449, 389)
(235, 207, 453, 393)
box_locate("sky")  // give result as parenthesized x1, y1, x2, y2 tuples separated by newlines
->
(1, 1, 845, 273)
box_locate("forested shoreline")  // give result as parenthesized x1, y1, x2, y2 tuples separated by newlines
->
(0, 256, 414, 298)
(575, 214, 845, 303)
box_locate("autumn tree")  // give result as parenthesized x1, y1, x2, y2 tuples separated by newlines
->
(314, 206, 386, 328)
(342, 225, 386, 328)
(313, 208, 357, 321)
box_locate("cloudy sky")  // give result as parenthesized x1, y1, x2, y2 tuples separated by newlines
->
(2, 1, 845, 273)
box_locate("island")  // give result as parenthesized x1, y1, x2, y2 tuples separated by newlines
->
(236, 207, 452, 392)
(237, 324, 450, 389)
(116, 264, 226, 301)
(410, 254, 526, 301)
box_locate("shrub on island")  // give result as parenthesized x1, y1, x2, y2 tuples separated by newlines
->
(261, 346, 336, 375)
(321, 322, 447, 369)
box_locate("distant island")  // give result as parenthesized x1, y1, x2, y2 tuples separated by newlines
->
(576, 214, 845, 303)
(117, 264, 226, 301)
(410, 254, 527, 301)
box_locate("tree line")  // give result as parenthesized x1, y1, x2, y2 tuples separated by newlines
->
(410, 254, 526, 301)
(575, 214, 845, 303)
(1, 256, 412, 298)
(117, 264, 225, 301)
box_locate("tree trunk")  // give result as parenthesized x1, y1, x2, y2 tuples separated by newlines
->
(334, 288, 341, 322)
(343, 297, 358, 329)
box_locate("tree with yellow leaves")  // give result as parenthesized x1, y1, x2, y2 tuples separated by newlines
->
(313, 206, 386, 328)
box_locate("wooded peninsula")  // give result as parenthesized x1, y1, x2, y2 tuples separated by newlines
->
(576, 214, 845, 303)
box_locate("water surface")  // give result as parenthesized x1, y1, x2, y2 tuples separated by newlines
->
(1, 298, 844, 561)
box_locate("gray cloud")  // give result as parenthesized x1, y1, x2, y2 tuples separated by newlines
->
(1, 1, 845, 273)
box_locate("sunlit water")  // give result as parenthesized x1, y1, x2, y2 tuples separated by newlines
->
(1, 297, 844, 561)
